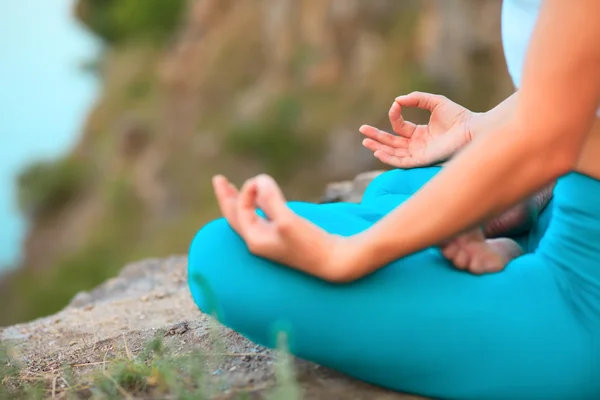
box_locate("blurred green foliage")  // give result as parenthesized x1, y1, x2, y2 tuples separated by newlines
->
(9, 176, 143, 321)
(0, 2, 427, 326)
(226, 95, 324, 179)
(75, 0, 187, 44)
(0, 1, 512, 327)
(17, 157, 90, 220)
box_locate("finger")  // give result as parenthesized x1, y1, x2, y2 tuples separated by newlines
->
(388, 101, 417, 138)
(396, 91, 446, 112)
(236, 177, 260, 236)
(212, 175, 240, 230)
(362, 138, 402, 155)
(213, 175, 237, 198)
(359, 125, 409, 148)
(255, 174, 292, 227)
(374, 150, 415, 169)
(228, 182, 238, 194)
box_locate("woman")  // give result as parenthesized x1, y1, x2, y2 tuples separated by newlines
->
(360, 89, 555, 274)
(188, 0, 600, 399)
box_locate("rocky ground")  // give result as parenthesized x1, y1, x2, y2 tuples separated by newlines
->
(0, 171, 427, 399)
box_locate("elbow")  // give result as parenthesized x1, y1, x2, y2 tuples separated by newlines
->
(542, 139, 580, 179)
(320, 264, 360, 284)
(318, 242, 365, 284)
(319, 235, 378, 284)
(514, 125, 580, 181)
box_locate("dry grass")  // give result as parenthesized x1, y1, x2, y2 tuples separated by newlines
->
(0, 326, 301, 400)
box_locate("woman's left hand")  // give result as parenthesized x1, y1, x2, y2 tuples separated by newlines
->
(212, 174, 351, 281)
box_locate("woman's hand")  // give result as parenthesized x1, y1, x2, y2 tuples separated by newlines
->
(212, 174, 353, 282)
(360, 91, 478, 168)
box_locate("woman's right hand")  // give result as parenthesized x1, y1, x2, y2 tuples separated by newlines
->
(360, 92, 479, 168)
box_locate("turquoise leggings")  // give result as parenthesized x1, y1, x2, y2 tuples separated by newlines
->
(188, 168, 600, 400)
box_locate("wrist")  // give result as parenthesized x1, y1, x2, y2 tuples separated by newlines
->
(319, 235, 353, 283)
(323, 234, 376, 283)
(467, 92, 520, 143)
(466, 111, 487, 142)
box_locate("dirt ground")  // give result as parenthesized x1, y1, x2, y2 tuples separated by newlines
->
(1, 256, 426, 400)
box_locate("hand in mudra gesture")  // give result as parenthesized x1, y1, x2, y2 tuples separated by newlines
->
(360, 91, 475, 168)
(360, 91, 555, 274)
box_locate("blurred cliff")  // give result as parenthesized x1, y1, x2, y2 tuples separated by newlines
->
(0, 0, 512, 325)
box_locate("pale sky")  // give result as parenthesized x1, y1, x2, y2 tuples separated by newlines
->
(0, 0, 99, 269)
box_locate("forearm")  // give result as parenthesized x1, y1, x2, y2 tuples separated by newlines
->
(469, 92, 519, 139)
(338, 0, 600, 282)
(347, 122, 566, 279)
(442, 89, 554, 235)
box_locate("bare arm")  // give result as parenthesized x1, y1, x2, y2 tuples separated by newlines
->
(433, 92, 519, 166)
(469, 92, 518, 141)
(340, 0, 600, 281)
(429, 92, 519, 167)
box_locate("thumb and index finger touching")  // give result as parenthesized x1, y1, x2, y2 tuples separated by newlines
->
(395, 91, 446, 112)
(361, 91, 443, 140)
(214, 92, 446, 229)
(254, 174, 289, 223)
(392, 91, 445, 131)
(212, 174, 290, 237)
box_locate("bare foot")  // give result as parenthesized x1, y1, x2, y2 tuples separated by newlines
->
(441, 228, 524, 274)
(484, 182, 555, 237)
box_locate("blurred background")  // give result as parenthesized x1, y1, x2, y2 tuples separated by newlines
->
(0, 0, 513, 326)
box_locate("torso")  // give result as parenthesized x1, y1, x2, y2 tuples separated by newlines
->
(501, 0, 600, 180)
(574, 120, 600, 179)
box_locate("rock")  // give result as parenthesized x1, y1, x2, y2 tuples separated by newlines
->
(165, 321, 190, 336)
(321, 128, 378, 177)
(0, 173, 426, 399)
(320, 170, 386, 203)
(67, 256, 187, 309)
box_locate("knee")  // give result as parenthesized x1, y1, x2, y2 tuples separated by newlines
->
(188, 218, 233, 267)
(362, 167, 441, 201)
(187, 218, 238, 316)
